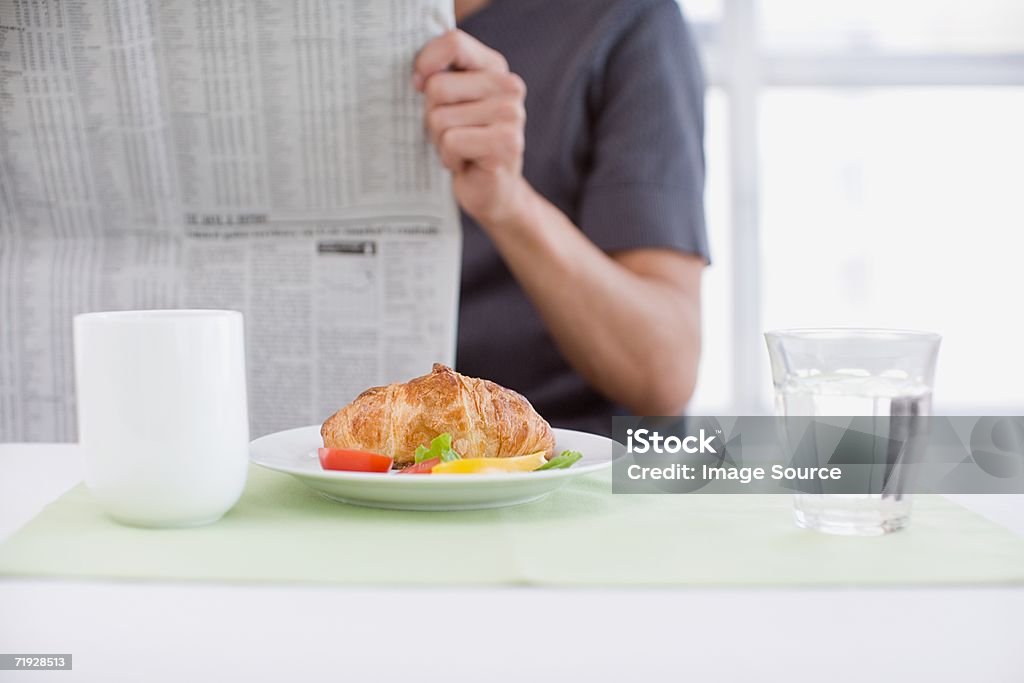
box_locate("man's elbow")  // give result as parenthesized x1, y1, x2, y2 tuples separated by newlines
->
(628, 362, 698, 416)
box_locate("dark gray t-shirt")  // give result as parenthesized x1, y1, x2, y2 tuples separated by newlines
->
(456, 0, 708, 436)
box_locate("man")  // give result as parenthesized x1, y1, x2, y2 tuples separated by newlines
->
(414, 0, 708, 435)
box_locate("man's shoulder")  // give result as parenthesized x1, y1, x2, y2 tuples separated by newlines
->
(511, 0, 682, 53)
(536, 0, 677, 25)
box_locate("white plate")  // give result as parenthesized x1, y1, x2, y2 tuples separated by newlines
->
(250, 425, 616, 511)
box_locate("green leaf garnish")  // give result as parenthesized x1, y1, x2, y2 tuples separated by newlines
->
(414, 432, 462, 463)
(535, 450, 583, 471)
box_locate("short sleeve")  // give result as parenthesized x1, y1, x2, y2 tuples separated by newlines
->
(579, 0, 709, 261)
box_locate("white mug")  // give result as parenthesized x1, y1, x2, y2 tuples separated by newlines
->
(73, 310, 249, 527)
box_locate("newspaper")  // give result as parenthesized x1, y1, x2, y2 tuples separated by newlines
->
(0, 0, 460, 441)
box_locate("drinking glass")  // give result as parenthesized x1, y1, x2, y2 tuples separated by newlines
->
(765, 329, 941, 535)
(74, 310, 249, 527)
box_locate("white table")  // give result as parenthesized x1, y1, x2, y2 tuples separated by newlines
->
(2, 444, 1023, 683)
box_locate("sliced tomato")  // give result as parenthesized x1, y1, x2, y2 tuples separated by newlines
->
(318, 448, 393, 473)
(398, 457, 441, 474)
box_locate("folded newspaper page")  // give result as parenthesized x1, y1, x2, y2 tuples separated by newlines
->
(0, 0, 460, 440)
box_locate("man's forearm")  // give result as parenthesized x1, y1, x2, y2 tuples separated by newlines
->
(478, 180, 702, 415)
(414, 29, 703, 414)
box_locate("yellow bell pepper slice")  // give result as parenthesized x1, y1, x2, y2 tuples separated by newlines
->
(430, 451, 547, 474)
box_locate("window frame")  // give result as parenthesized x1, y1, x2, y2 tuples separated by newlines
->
(690, 0, 1024, 414)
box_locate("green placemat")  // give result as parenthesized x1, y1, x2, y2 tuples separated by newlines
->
(2, 466, 1024, 586)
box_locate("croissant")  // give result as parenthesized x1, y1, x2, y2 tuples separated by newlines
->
(321, 364, 556, 466)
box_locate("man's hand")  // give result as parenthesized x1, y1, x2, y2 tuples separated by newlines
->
(414, 30, 529, 227)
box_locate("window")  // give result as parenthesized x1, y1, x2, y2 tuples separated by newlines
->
(760, 0, 1024, 54)
(681, 0, 1024, 414)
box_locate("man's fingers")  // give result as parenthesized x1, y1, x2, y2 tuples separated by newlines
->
(437, 124, 525, 172)
(414, 29, 508, 88)
(423, 71, 525, 108)
(426, 97, 526, 145)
